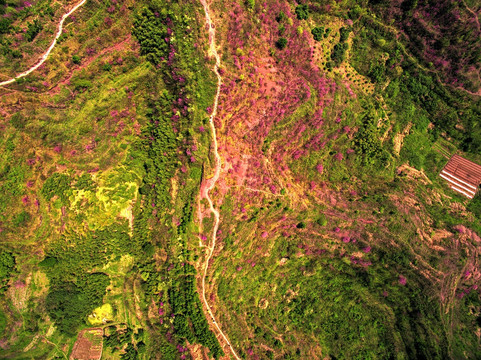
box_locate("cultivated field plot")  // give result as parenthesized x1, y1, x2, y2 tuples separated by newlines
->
(70, 328, 103, 360)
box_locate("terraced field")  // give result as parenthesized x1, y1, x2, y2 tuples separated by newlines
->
(0, 0, 480, 359)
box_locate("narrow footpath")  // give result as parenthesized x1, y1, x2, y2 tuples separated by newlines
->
(0, 0, 87, 87)
(199, 0, 241, 359)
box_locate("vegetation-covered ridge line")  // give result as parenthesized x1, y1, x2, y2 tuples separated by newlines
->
(0, 0, 87, 87)
(199, 0, 240, 359)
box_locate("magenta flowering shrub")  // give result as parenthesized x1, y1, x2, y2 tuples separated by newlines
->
(104, 17, 113, 27)
(213, 0, 350, 199)
(334, 152, 343, 161)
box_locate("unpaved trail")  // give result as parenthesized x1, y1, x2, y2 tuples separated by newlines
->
(0, 0, 87, 87)
(0, 0, 238, 356)
(199, 0, 241, 359)
(461, 0, 481, 34)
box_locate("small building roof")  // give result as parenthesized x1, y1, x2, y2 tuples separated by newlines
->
(440, 154, 481, 199)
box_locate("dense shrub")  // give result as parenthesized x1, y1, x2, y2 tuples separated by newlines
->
(467, 194, 481, 219)
(368, 63, 386, 83)
(9, 113, 25, 130)
(42, 219, 135, 334)
(132, 7, 169, 66)
(131, 3, 222, 357)
(72, 78, 93, 91)
(296, 222, 306, 229)
(169, 266, 224, 359)
(331, 42, 348, 65)
(74, 174, 96, 191)
(104, 327, 134, 350)
(339, 27, 351, 42)
(121, 343, 138, 360)
(370, 0, 481, 93)
(353, 113, 382, 164)
(0, 18, 10, 34)
(25, 20, 42, 42)
(316, 215, 327, 226)
(330, 27, 350, 66)
(0, 251, 14, 292)
(311, 27, 324, 41)
(245, 0, 255, 9)
(41, 173, 72, 203)
(46, 273, 109, 335)
(276, 37, 287, 50)
(39, 256, 58, 268)
(13, 210, 30, 226)
(295, 5, 309, 20)
(276, 10, 286, 23)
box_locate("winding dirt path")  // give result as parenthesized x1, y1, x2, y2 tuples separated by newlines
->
(0, 0, 237, 356)
(199, 0, 241, 359)
(0, 0, 87, 87)
(461, 0, 481, 34)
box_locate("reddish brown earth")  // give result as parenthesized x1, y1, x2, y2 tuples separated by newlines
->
(69, 328, 103, 360)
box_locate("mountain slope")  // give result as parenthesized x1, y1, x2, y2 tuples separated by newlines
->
(0, 0, 480, 359)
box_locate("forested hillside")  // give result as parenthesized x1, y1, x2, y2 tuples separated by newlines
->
(0, 0, 480, 359)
